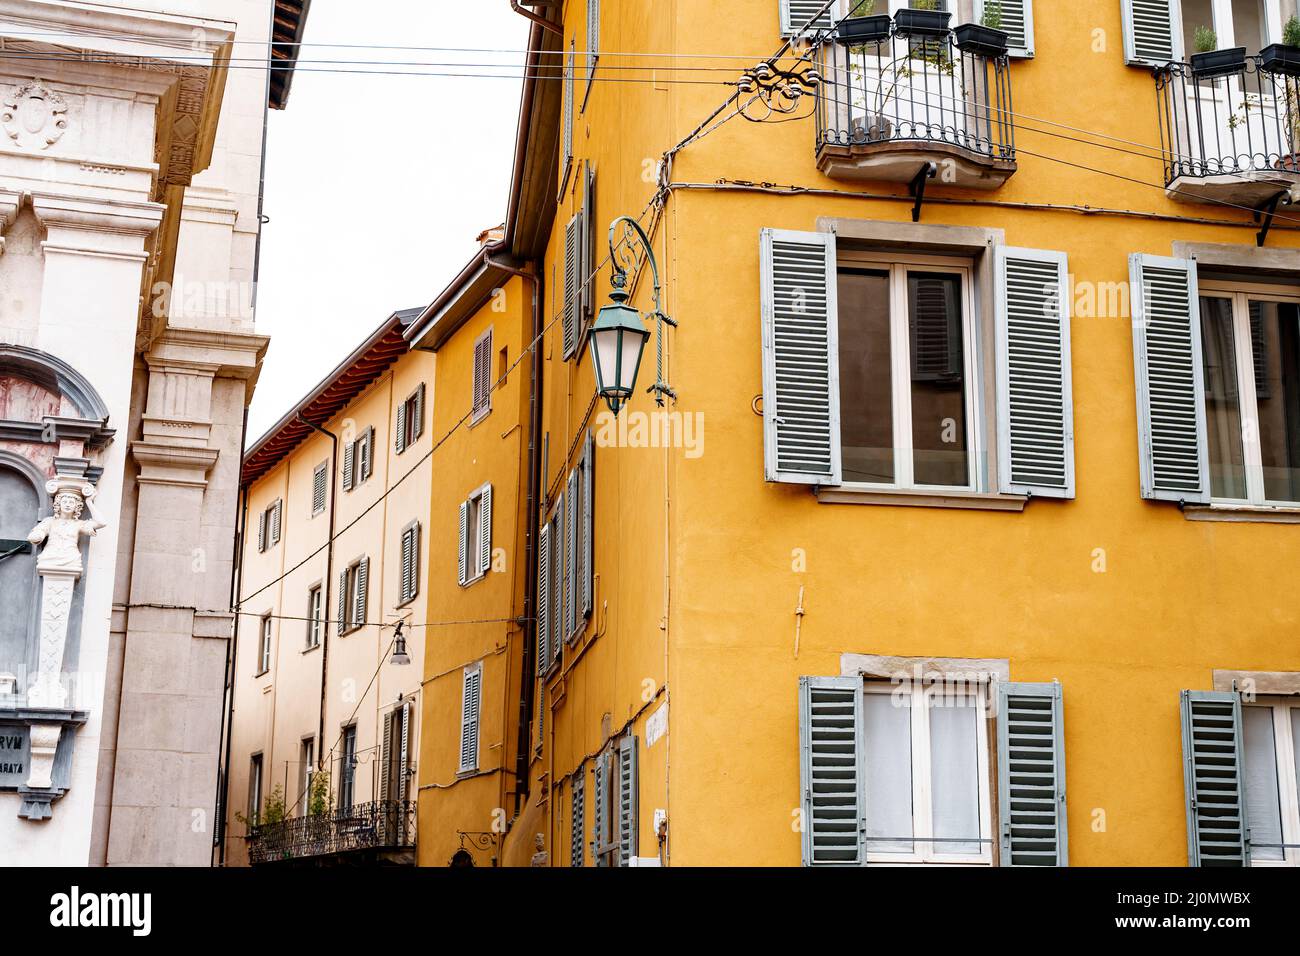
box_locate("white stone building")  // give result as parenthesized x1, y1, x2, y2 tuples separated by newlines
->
(0, 0, 307, 865)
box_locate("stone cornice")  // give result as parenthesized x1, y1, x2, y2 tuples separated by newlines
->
(30, 192, 165, 237)
(130, 439, 219, 488)
(146, 326, 270, 381)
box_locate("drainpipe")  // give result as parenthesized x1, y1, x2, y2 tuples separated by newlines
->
(487, 254, 543, 818)
(298, 414, 338, 771)
(510, 1, 561, 36)
(216, 477, 250, 866)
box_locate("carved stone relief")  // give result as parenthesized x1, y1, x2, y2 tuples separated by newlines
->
(1, 82, 68, 151)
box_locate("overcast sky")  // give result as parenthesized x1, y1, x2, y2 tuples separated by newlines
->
(247, 1, 531, 440)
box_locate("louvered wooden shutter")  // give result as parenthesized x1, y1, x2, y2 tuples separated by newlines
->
(354, 558, 368, 627)
(561, 42, 574, 192)
(342, 441, 354, 491)
(586, 0, 600, 83)
(380, 709, 393, 802)
(413, 383, 425, 439)
(457, 501, 469, 585)
(580, 431, 594, 618)
(395, 400, 407, 454)
(363, 427, 375, 479)
(617, 735, 638, 866)
(460, 666, 481, 772)
(271, 500, 282, 544)
(312, 464, 327, 514)
(399, 702, 410, 801)
(759, 229, 842, 485)
(1180, 690, 1250, 866)
(473, 331, 493, 415)
(563, 213, 580, 359)
(798, 675, 866, 866)
(1123, 0, 1178, 66)
(400, 524, 418, 603)
(257, 509, 266, 552)
(997, 681, 1068, 866)
(1130, 254, 1210, 503)
(996, 247, 1076, 498)
(571, 765, 585, 867)
(581, 164, 597, 324)
(548, 511, 562, 661)
(565, 470, 578, 639)
(537, 522, 551, 672)
(337, 569, 348, 634)
(779, 0, 833, 37)
(536, 683, 546, 747)
(979, 0, 1034, 56)
(592, 751, 610, 866)
(477, 485, 493, 576)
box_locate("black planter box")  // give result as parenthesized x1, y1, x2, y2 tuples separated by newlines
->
(837, 14, 892, 45)
(953, 22, 1009, 57)
(1190, 46, 1247, 78)
(1260, 42, 1300, 76)
(893, 8, 951, 39)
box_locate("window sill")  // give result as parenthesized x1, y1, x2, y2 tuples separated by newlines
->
(1184, 504, 1300, 524)
(468, 407, 491, 429)
(396, 595, 417, 608)
(816, 486, 1028, 512)
(460, 573, 486, 588)
(301, 643, 320, 655)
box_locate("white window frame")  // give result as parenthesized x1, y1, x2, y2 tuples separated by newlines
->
(300, 737, 315, 815)
(462, 483, 491, 586)
(249, 753, 263, 825)
(1198, 279, 1300, 508)
(1180, 0, 1283, 59)
(863, 680, 994, 866)
(258, 614, 272, 675)
(836, 251, 982, 494)
(306, 584, 322, 649)
(1244, 696, 1300, 867)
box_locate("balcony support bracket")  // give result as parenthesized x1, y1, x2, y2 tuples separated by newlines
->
(910, 162, 938, 223)
(1255, 190, 1291, 247)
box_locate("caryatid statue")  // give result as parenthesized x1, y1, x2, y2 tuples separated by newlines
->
(25, 478, 106, 709)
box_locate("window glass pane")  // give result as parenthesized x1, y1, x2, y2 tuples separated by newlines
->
(1230, 0, 1268, 56)
(1249, 300, 1300, 503)
(1182, 0, 1215, 58)
(864, 691, 913, 854)
(908, 272, 968, 486)
(1199, 297, 1248, 499)
(1243, 706, 1284, 862)
(838, 270, 894, 483)
(928, 692, 982, 855)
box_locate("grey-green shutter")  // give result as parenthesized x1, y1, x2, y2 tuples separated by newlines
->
(798, 675, 866, 866)
(978, 0, 1033, 56)
(1122, 0, 1177, 67)
(996, 247, 1076, 499)
(759, 229, 842, 485)
(271, 499, 282, 544)
(565, 469, 578, 639)
(478, 485, 492, 576)
(380, 709, 393, 802)
(563, 213, 580, 359)
(537, 522, 551, 672)
(580, 431, 593, 618)
(312, 463, 327, 514)
(571, 765, 585, 867)
(536, 682, 546, 748)
(586, 0, 600, 85)
(617, 734, 638, 866)
(395, 399, 407, 454)
(362, 426, 375, 480)
(413, 383, 425, 439)
(257, 509, 266, 552)
(460, 666, 481, 772)
(354, 557, 368, 627)
(779, 0, 833, 37)
(561, 41, 574, 193)
(1130, 254, 1210, 503)
(581, 165, 597, 325)
(592, 750, 610, 866)
(997, 681, 1068, 866)
(337, 569, 348, 634)
(1181, 690, 1250, 866)
(342, 440, 355, 491)
(399, 702, 410, 801)
(457, 501, 469, 585)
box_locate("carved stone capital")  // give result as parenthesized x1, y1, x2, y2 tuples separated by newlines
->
(130, 440, 219, 488)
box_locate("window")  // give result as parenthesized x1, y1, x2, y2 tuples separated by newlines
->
(537, 502, 562, 675)
(779, 0, 833, 36)
(1198, 281, 1300, 506)
(256, 499, 282, 552)
(1181, 0, 1270, 58)
(458, 484, 492, 586)
(472, 329, 493, 423)
(306, 585, 322, 649)
(395, 384, 425, 454)
(341, 427, 374, 491)
(381, 702, 412, 802)
(562, 164, 598, 361)
(975, 1, 1035, 57)
(339, 725, 357, 811)
(300, 738, 315, 816)
(592, 735, 638, 867)
(1242, 698, 1300, 866)
(560, 39, 574, 194)
(311, 462, 327, 516)
(338, 557, 369, 634)
(571, 763, 586, 867)
(585, 0, 600, 104)
(1126, 0, 1279, 65)
(459, 663, 482, 773)
(398, 521, 420, 605)
(257, 614, 272, 675)
(248, 753, 263, 826)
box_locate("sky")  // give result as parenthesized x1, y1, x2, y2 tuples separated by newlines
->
(246, 1, 531, 440)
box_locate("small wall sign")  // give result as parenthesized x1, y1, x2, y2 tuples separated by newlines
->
(0, 724, 30, 787)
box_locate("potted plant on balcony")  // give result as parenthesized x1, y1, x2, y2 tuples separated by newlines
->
(1261, 15, 1300, 76)
(894, 0, 951, 39)
(1190, 26, 1247, 78)
(954, 0, 1010, 57)
(837, 0, 892, 46)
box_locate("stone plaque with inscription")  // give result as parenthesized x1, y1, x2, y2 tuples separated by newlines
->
(0, 724, 30, 787)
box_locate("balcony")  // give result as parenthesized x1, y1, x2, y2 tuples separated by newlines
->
(248, 800, 416, 866)
(815, 29, 1016, 188)
(1156, 55, 1300, 207)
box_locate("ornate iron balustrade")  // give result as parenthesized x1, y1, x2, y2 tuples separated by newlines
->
(1156, 56, 1300, 205)
(248, 800, 416, 865)
(814, 29, 1015, 186)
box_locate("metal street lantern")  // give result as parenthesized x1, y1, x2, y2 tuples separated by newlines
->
(589, 215, 676, 416)
(389, 622, 411, 665)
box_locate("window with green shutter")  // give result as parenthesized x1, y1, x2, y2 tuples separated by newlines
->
(1181, 689, 1250, 866)
(996, 681, 1068, 866)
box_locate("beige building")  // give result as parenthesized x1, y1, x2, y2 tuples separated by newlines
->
(223, 308, 433, 866)
(0, 0, 307, 865)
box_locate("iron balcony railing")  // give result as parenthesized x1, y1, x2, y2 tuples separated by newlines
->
(1156, 56, 1300, 186)
(815, 30, 1015, 164)
(248, 800, 416, 865)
